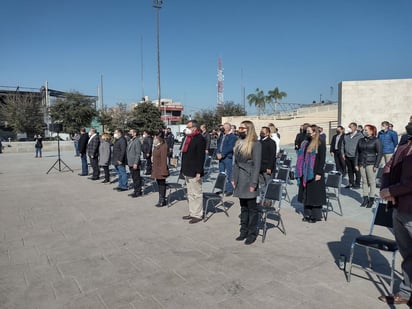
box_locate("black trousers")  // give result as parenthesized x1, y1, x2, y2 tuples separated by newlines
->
(239, 198, 258, 239)
(89, 156, 99, 179)
(145, 155, 152, 174)
(333, 152, 346, 176)
(346, 156, 361, 186)
(130, 168, 142, 194)
(101, 166, 110, 182)
(304, 205, 323, 220)
(156, 179, 166, 200)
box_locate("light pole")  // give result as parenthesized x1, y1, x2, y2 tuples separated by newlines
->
(153, 0, 164, 124)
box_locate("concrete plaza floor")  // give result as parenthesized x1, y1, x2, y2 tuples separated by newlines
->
(0, 148, 401, 309)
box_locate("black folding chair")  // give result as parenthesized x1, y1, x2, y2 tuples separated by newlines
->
(324, 162, 336, 174)
(347, 202, 398, 294)
(166, 172, 186, 207)
(259, 179, 286, 242)
(323, 171, 343, 220)
(202, 173, 228, 222)
(274, 166, 291, 203)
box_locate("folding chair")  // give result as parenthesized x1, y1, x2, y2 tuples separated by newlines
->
(323, 171, 343, 220)
(347, 202, 398, 294)
(259, 179, 286, 242)
(202, 156, 212, 181)
(166, 172, 186, 207)
(274, 166, 291, 203)
(324, 162, 336, 174)
(140, 159, 156, 194)
(375, 167, 384, 188)
(202, 173, 228, 222)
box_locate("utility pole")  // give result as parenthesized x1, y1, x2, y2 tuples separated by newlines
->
(153, 0, 164, 123)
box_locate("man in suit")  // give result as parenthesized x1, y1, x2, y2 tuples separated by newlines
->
(216, 122, 237, 196)
(181, 120, 206, 224)
(127, 129, 142, 198)
(142, 130, 153, 175)
(330, 125, 346, 176)
(87, 128, 100, 180)
(112, 128, 128, 191)
(78, 128, 89, 176)
(258, 126, 277, 204)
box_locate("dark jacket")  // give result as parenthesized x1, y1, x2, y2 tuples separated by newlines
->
(151, 142, 169, 180)
(298, 139, 327, 206)
(181, 133, 206, 177)
(260, 137, 276, 173)
(294, 132, 306, 151)
(78, 133, 89, 155)
(330, 133, 344, 154)
(87, 134, 100, 158)
(112, 136, 127, 166)
(142, 135, 153, 155)
(202, 131, 211, 150)
(216, 132, 237, 160)
(381, 140, 412, 214)
(355, 136, 382, 168)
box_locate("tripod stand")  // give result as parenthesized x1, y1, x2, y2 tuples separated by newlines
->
(46, 132, 73, 174)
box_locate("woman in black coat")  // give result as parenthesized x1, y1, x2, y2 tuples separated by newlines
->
(355, 124, 382, 207)
(296, 124, 326, 223)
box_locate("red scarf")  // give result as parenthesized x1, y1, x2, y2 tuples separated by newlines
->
(181, 129, 200, 153)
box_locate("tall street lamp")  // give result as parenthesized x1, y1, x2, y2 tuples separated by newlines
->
(153, 0, 164, 124)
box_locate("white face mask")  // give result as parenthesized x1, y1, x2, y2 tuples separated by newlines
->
(114, 133, 119, 139)
(184, 128, 192, 135)
(88, 132, 92, 137)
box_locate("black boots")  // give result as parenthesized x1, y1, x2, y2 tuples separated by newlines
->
(366, 197, 375, 208)
(360, 196, 369, 207)
(155, 198, 167, 207)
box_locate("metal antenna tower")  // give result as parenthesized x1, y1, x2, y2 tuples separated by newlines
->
(153, 0, 163, 118)
(217, 57, 224, 106)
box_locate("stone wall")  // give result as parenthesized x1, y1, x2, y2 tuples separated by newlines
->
(338, 78, 412, 134)
(1, 141, 75, 153)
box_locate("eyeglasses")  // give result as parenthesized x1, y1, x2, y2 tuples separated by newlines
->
(238, 127, 246, 131)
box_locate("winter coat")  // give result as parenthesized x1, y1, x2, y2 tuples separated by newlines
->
(298, 139, 327, 206)
(378, 130, 398, 154)
(98, 140, 111, 166)
(232, 141, 262, 199)
(78, 133, 89, 155)
(151, 142, 169, 180)
(260, 137, 276, 172)
(181, 133, 206, 177)
(355, 136, 382, 168)
(112, 136, 127, 166)
(87, 134, 100, 158)
(126, 137, 141, 167)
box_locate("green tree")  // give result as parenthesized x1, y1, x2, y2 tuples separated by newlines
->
(49, 92, 97, 134)
(96, 109, 113, 133)
(267, 86, 287, 114)
(247, 88, 266, 117)
(1, 92, 44, 137)
(194, 101, 246, 130)
(194, 109, 219, 130)
(129, 101, 164, 134)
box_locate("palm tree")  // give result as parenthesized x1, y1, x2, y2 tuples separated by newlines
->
(267, 87, 287, 115)
(247, 88, 266, 117)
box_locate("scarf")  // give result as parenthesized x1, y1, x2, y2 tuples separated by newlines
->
(295, 140, 317, 187)
(181, 129, 200, 153)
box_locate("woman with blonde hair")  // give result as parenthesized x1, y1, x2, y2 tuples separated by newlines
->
(99, 133, 112, 183)
(296, 124, 326, 223)
(232, 120, 262, 245)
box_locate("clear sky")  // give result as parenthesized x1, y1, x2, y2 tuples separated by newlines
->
(1, 0, 411, 115)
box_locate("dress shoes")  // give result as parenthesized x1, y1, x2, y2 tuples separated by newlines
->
(78, 173, 88, 176)
(101, 180, 110, 183)
(235, 234, 247, 241)
(182, 215, 193, 220)
(188, 217, 202, 224)
(89, 177, 99, 181)
(378, 293, 411, 305)
(244, 237, 256, 245)
(129, 192, 142, 198)
(114, 187, 128, 192)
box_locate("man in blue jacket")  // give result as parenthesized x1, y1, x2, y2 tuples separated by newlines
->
(378, 121, 399, 166)
(216, 122, 237, 196)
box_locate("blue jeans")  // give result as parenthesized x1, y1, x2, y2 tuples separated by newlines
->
(35, 147, 42, 157)
(80, 154, 88, 175)
(115, 165, 128, 189)
(219, 156, 233, 193)
(74, 141, 79, 156)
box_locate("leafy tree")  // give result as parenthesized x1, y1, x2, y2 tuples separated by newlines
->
(129, 101, 164, 134)
(1, 92, 44, 137)
(194, 101, 246, 130)
(194, 109, 219, 130)
(49, 92, 97, 134)
(96, 109, 113, 133)
(247, 88, 266, 117)
(267, 86, 287, 114)
(108, 102, 132, 131)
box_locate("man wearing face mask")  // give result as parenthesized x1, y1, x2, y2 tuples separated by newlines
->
(330, 126, 346, 176)
(378, 121, 399, 166)
(87, 128, 100, 180)
(216, 122, 237, 196)
(142, 130, 153, 175)
(341, 122, 363, 189)
(258, 127, 277, 205)
(354, 125, 382, 207)
(112, 128, 128, 191)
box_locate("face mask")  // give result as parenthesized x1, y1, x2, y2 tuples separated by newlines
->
(306, 133, 312, 139)
(336, 130, 340, 135)
(363, 130, 369, 137)
(219, 127, 225, 133)
(259, 133, 266, 139)
(88, 132, 92, 137)
(184, 128, 192, 135)
(238, 131, 246, 139)
(114, 133, 119, 139)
